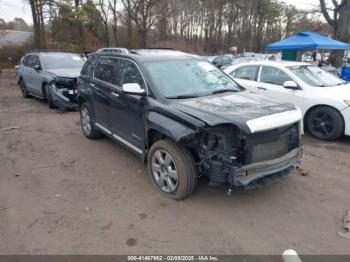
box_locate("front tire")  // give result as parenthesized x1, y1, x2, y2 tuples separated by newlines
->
(80, 103, 102, 139)
(19, 79, 30, 98)
(148, 139, 197, 200)
(306, 106, 344, 140)
(45, 84, 57, 109)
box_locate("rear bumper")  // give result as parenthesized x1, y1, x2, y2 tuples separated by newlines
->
(49, 84, 78, 110)
(228, 147, 303, 189)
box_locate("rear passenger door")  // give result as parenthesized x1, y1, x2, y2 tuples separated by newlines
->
(110, 58, 146, 152)
(229, 65, 260, 92)
(21, 55, 38, 93)
(20, 55, 31, 85)
(91, 57, 119, 130)
(29, 55, 44, 95)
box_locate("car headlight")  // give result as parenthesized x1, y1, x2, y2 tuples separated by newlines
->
(344, 100, 350, 107)
(49, 80, 56, 88)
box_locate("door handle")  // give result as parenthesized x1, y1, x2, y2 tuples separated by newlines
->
(90, 82, 101, 91)
(257, 86, 267, 91)
(111, 92, 119, 98)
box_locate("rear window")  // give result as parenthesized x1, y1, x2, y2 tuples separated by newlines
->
(233, 66, 260, 81)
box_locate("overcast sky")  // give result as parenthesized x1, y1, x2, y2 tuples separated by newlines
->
(0, 0, 321, 24)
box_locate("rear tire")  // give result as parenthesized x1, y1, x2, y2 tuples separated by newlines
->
(148, 139, 197, 200)
(45, 84, 57, 109)
(80, 103, 102, 139)
(306, 106, 344, 140)
(19, 79, 30, 98)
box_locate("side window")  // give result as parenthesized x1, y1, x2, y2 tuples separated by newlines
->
(223, 56, 232, 64)
(81, 54, 97, 76)
(116, 59, 144, 88)
(234, 66, 260, 81)
(213, 57, 220, 64)
(32, 56, 40, 67)
(25, 55, 40, 68)
(22, 55, 31, 67)
(260, 66, 292, 85)
(230, 70, 237, 78)
(94, 57, 119, 85)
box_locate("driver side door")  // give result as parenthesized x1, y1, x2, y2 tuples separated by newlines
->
(258, 66, 304, 109)
(110, 58, 146, 152)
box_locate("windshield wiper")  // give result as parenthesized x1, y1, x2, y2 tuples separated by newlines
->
(166, 94, 200, 99)
(211, 89, 238, 95)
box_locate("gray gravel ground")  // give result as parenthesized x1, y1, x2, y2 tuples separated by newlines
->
(0, 75, 350, 255)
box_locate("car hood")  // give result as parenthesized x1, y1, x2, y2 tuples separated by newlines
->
(172, 91, 301, 133)
(46, 68, 81, 78)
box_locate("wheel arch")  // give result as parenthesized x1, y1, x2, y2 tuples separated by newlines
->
(77, 95, 87, 107)
(304, 104, 345, 127)
(304, 104, 345, 140)
(145, 112, 197, 150)
(41, 82, 48, 98)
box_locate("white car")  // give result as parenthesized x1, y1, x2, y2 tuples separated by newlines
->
(224, 61, 350, 140)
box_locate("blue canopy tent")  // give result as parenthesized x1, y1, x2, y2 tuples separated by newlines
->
(266, 31, 350, 80)
(266, 31, 350, 51)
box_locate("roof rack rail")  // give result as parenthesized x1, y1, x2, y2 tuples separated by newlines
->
(130, 48, 179, 55)
(144, 48, 177, 50)
(96, 47, 129, 54)
(29, 49, 71, 53)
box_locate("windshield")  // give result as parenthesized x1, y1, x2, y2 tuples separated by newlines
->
(41, 53, 85, 70)
(144, 60, 240, 98)
(289, 65, 345, 87)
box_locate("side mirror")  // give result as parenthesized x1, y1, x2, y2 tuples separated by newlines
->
(122, 83, 146, 95)
(283, 80, 299, 90)
(33, 64, 41, 71)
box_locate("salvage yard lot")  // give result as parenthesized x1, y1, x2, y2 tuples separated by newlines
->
(0, 75, 349, 255)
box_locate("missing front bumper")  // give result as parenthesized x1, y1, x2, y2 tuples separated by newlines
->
(228, 147, 303, 189)
(50, 85, 78, 110)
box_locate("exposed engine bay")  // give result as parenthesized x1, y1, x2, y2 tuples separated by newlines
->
(186, 123, 302, 188)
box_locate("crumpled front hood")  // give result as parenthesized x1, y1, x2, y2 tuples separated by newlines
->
(172, 91, 298, 133)
(46, 68, 81, 78)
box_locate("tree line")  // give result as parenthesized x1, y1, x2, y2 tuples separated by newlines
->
(25, 0, 337, 54)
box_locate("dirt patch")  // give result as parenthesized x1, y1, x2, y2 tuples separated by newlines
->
(0, 75, 350, 255)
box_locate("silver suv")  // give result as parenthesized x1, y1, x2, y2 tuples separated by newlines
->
(16, 51, 85, 110)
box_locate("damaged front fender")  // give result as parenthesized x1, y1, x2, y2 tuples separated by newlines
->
(146, 111, 199, 145)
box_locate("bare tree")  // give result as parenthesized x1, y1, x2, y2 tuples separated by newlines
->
(74, 0, 86, 50)
(121, 0, 134, 48)
(98, 0, 110, 46)
(129, 0, 160, 48)
(320, 0, 350, 67)
(28, 0, 46, 48)
(109, 0, 119, 45)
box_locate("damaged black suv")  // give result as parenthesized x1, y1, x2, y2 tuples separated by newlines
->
(78, 49, 303, 200)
